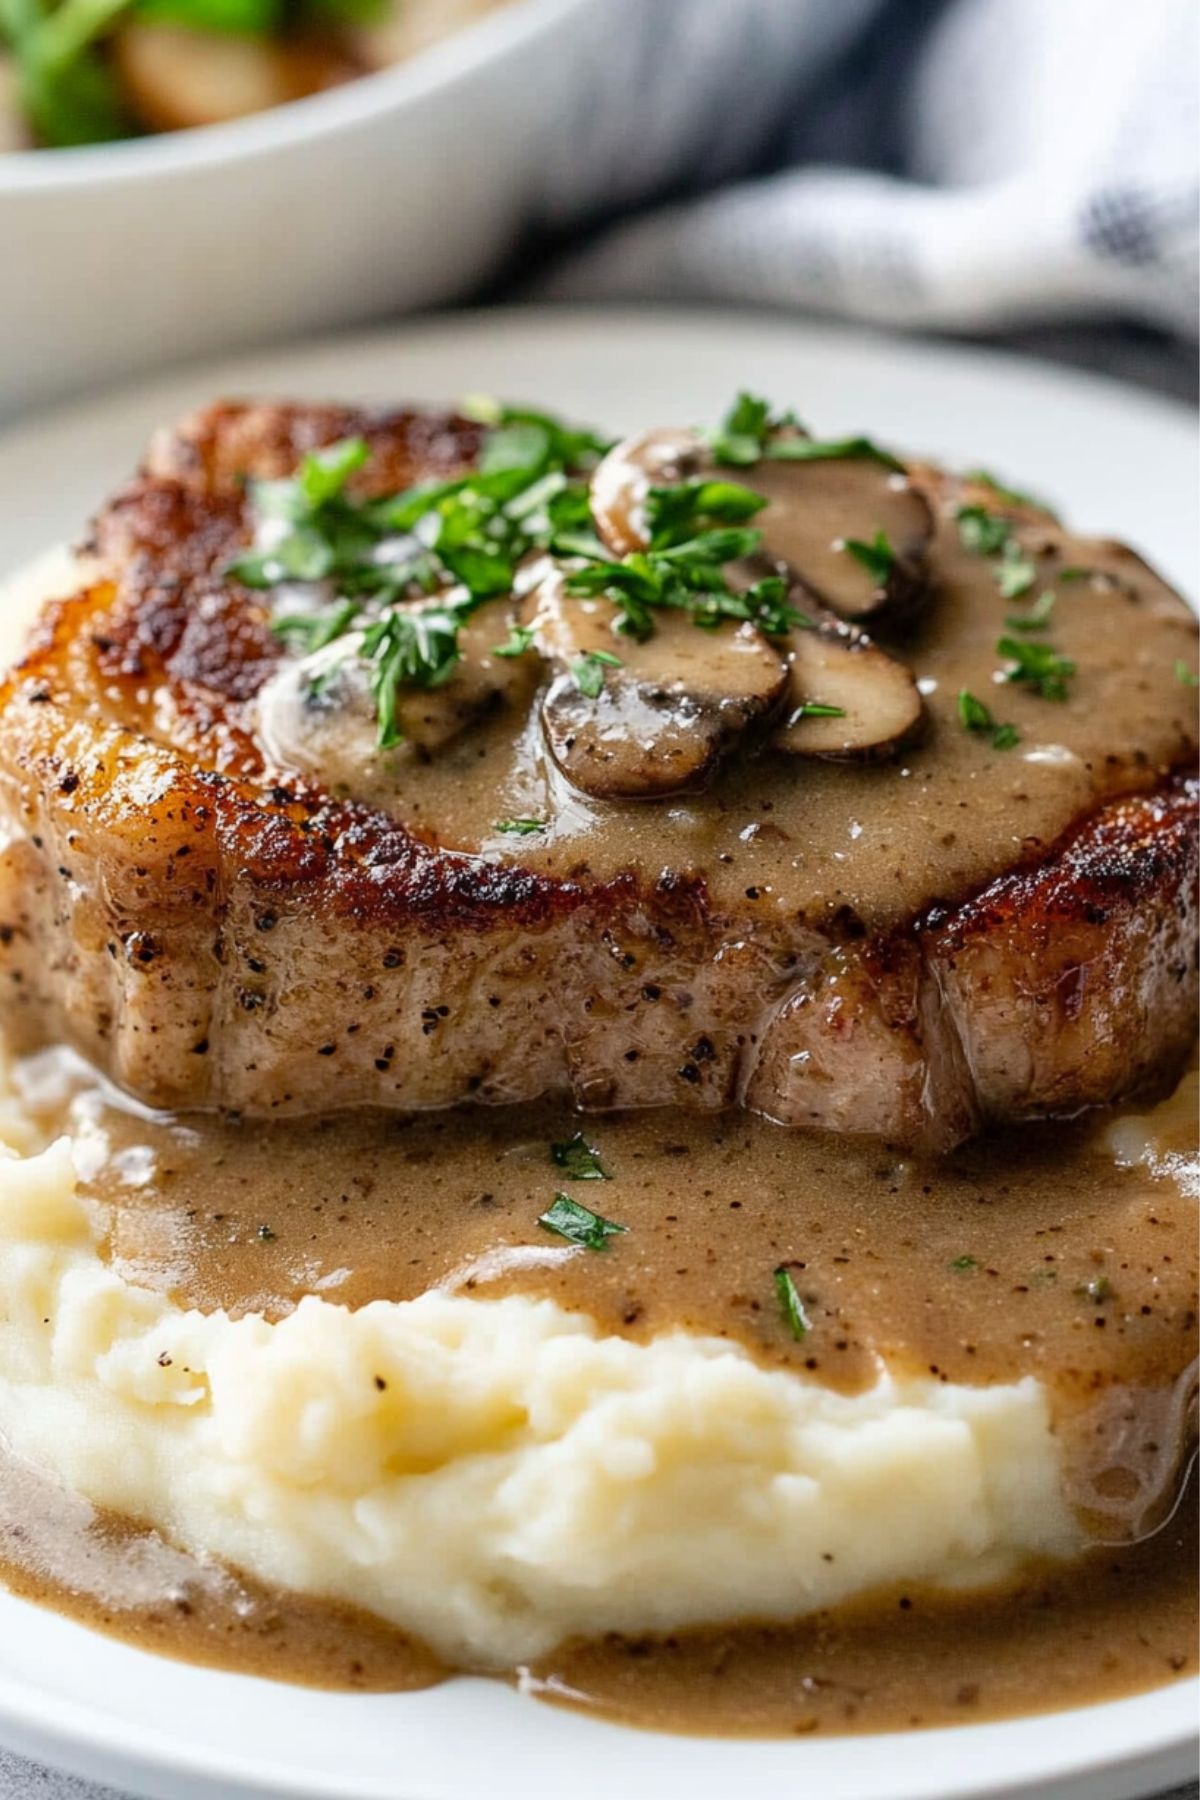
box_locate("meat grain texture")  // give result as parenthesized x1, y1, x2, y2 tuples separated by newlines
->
(0, 403, 1194, 1149)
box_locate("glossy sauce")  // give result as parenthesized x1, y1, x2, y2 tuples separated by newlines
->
(0, 1056, 1194, 1733)
(281, 516, 1197, 928)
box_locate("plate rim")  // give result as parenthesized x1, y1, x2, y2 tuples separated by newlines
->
(0, 1594, 1194, 1800)
(0, 304, 1194, 1800)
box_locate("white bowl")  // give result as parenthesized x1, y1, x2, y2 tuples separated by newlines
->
(0, 0, 593, 420)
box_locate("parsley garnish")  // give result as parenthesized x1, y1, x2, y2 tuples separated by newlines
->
(1005, 589, 1057, 633)
(706, 392, 902, 472)
(646, 479, 767, 549)
(360, 603, 468, 750)
(950, 1254, 978, 1273)
(550, 1132, 611, 1181)
(843, 529, 895, 584)
(957, 504, 1049, 604)
(766, 434, 903, 472)
(273, 599, 363, 655)
(963, 468, 1058, 520)
(459, 399, 613, 474)
(996, 544, 1037, 601)
(1175, 660, 1199, 688)
(564, 541, 806, 642)
(706, 391, 780, 466)
(538, 1193, 626, 1251)
(495, 818, 546, 836)
(997, 637, 1076, 701)
(1076, 1274, 1113, 1304)
(790, 701, 848, 721)
(572, 649, 622, 697)
(773, 1265, 811, 1341)
(956, 505, 1013, 558)
(493, 625, 536, 659)
(233, 413, 605, 744)
(957, 690, 1020, 750)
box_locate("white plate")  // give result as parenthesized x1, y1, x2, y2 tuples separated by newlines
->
(0, 307, 1194, 1800)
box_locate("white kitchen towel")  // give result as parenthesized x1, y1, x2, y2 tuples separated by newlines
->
(534, 0, 1197, 361)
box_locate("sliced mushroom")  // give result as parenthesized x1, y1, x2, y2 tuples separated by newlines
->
(591, 427, 933, 628)
(522, 570, 788, 798)
(773, 619, 924, 761)
(590, 428, 703, 558)
(738, 456, 933, 627)
(257, 597, 536, 787)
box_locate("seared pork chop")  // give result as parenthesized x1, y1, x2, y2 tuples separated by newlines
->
(0, 402, 1194, 1149)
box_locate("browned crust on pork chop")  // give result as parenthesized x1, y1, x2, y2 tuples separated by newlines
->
(0, 402, 1194, 1148)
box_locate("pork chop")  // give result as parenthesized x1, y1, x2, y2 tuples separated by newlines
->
(0, 400, 1194, 1150)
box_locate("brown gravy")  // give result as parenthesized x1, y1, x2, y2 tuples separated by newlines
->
(315, 518, 1197, 929)
(46, 1069, 1196, 1532)
(0, 1438, 1193, 1734)
(0, 1055, 1194, 1734)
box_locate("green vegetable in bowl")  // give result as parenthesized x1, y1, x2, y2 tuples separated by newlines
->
(0, 0, 452, 149)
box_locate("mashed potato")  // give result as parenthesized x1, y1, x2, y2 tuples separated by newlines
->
(0, 1100, 1082, 1668)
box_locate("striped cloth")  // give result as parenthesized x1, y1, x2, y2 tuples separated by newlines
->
(530, 0, 1197, 397)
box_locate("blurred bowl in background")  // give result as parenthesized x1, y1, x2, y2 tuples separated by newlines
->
(0, 0, 592, 421)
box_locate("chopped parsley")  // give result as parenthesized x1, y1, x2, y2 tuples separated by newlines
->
(563, 538, 805, 642)
(956, 504, 1045, 604)
(773, 1265, 811, 1341)
(572, 648, 622, 697)
(493, 624, 536, 659)
(550, 1131, 611, 1181)
(766, 434, 903, 472)
(1175, 660, 1199, 688)
(955, 505, 1014, 558)
(963, 468, 1058, 520)
(495, 818, 546, 836)
(957, 689, 1019, 750)
(1005, 588, 1057, 633)
(996, 544, 1037, 601)
(459, 398, 613, 475)
(996, 636, 1076, 702)
(645, 479, 767, 549)
(538, 1193, 626, 1251)
(950, 1254, 978, 1273)
(957, 509, 1082, 698)
(706, 391, 783, 466)
(359, 602, 470, 750)
(1076, 1274, 1113, 1304)
(273, 599, 363, 655)
(706, 391, 902, 471)
(790, 701, 848, 721)
(843, 529, 895, 584)
(230, 411, 608, 745)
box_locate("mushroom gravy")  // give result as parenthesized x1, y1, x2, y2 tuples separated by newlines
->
(0, 1049, 1194, 1732)
(257, 510, 1197, 927)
